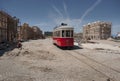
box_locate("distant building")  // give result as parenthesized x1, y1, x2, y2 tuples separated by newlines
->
(83, 21, 111, 40)
(19, 23, 34, 41)
(74, 33, 83, 41)
(116, 32, 120, 39)
(0, 10, 19, 43)
(17, 26, 21, 41)
(44, 31, 53, 37)
(18, 23, 43, 41)
(32, 26, 43, 39)
(74, 33, 83, 38)
(117, 32, 120, 37)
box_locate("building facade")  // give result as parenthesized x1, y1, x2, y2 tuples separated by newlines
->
(18, 23, 43, 41)
(32, 26, 43, 39)
(0, 10, 7, 43)
(19, 23, 33, 41)
(44, 31, 53, 37)
(7, 16, 19, 42)
(0, 10, 19, 43)
(83, 21, 111, 40)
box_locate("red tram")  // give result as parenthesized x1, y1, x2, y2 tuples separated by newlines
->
(53, 23, 74, 48)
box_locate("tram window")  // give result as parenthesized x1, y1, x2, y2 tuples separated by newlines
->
(56, 31, 58, 37)
(55, 31, 57, 37)
(54, 32, 56, 36)
(55, 32, 57, 37)
(66, 30, 70, 37)
(71, 30, 73, 37)
(53, 32, 55, 36)
(62, 30, 65, 37)
(58, 31, 60, 37)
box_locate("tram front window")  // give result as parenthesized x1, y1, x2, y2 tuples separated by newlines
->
(66, 30, 70, 37)
(62, 30, 65, 37)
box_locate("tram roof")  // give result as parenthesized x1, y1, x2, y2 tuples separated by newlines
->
(54, 26, 74, 30)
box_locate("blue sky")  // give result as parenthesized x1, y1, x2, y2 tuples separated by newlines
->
(0, 0, 120, 35)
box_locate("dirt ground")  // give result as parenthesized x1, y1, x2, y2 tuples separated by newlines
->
(0, 38, 120, 81)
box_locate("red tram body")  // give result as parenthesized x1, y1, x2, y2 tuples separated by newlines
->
(53, 24, 74, 48)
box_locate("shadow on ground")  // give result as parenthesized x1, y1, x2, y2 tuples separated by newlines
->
(55, 45, 83, 50)
(73, 45, 83, 50)
(0, 45, 16, 57)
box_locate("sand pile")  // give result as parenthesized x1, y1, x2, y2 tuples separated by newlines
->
(107, 37, 115, 41)
(29, 66, 52, 72)
(24, 50, 55, 60)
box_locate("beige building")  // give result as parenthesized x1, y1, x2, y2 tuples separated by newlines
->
(83, 21, 111, 40)
(18, 23, 43, 41)
(32, 26, 43, 39)
(18, 23, 33, 41)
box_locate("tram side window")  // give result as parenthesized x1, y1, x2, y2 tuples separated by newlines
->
(66, 30, 70, 37)
(54, 32, 56, 37)
(62, 30, 65, 37)
(53, 32, 54, 36)
(54, 32, 55, 37)
(55, 31, 60, 37)
(56, 31, 58, 37)
(58, 31, 60, 37)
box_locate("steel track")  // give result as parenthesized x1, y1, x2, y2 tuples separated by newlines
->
(65, 50, 119, 81)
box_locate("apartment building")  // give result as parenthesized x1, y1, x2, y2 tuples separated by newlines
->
(83, 21, 111, 40)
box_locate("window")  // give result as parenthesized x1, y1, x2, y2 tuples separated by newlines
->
(54, 31, 60, 37)
(71, 30, 73, 37)
(66, 30, 70, 37)
(62, 30, 73, 37)
(55, 31, 57, 37)
(58, 31, 60, 37)
(62, 30, 65, 37)
(55, 31, 59, 37)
